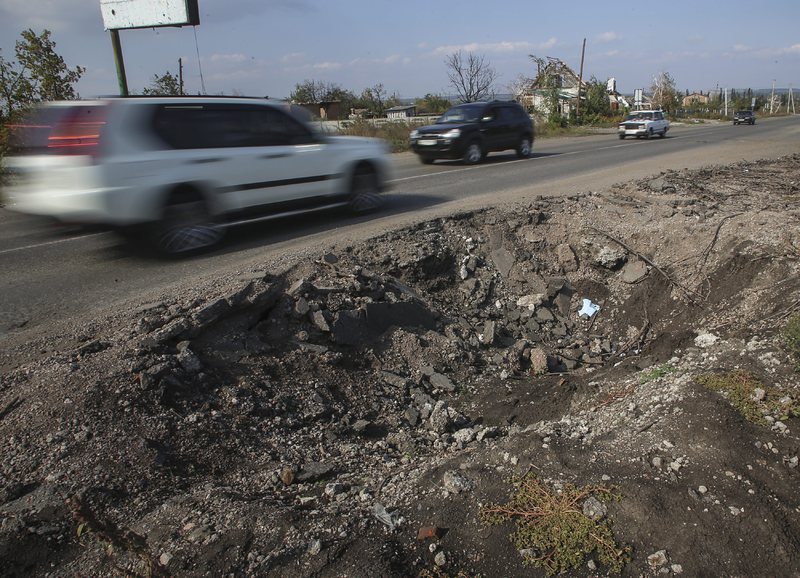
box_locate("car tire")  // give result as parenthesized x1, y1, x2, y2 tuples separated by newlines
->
(646, 128, 654, 139)
(619, 134, 626, 139)
(462, 140, 483, 165)
(659, 128, 667, 138)
(419, 156, 435, 165)
(516, 136, 532, 158)
(154, 188, 223, 256)
(348, 165, 383, 213)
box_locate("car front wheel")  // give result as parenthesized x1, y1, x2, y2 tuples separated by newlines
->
(462, 140, 483, 165)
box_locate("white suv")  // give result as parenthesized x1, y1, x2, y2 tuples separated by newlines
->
(2, 97, 391, 254)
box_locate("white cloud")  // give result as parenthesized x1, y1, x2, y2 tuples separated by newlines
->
(732, 44, 750, 52)
(311, 61, 342, 70)
(431, 38, 557, 56)
(281, 52, 305, 63)
(780, 43, 800, 54)
(350, 54, 411, 66)
(1, 0, 101, 36)
(210, 53, 248, 64)
(597, 31, 621, 43)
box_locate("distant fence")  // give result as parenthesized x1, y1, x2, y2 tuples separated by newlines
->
(311, 116, 440, 134)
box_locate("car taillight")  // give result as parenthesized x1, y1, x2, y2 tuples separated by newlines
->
(47, 108, 107, 159)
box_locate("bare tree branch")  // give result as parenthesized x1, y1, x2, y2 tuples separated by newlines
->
(444, 50, 497, 103)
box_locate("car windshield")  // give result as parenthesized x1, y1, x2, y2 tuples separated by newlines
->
(626, 112, 653, 121)
(437, 104, 485, 124)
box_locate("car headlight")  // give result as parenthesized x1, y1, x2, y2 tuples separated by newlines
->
(410, 129, 419, 139)
(443, 128, 461, 139)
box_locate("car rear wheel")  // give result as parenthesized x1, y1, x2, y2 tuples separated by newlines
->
(462, 140, 483, 165)
(348, 166, 383, 213)
(154, 188, 223, 256)
(516, 136, 532, 158)
(419, 156, 435, 165)
(659, 128, 667, 138)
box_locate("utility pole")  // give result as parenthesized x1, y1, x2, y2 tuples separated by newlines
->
(575, 38, 586, 119)
(109, 29, 129, 96)
(789, 84, 796, 114)
(770, 79, 776, 114)
(724, 88, 728, 117)
(178, 57, 184, 95)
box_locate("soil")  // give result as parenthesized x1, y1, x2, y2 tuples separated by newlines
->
(1, 154, 800, 577)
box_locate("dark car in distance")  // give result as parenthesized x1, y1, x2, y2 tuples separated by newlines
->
(409, 100, 533, 165)
(733, 110, 756, 125)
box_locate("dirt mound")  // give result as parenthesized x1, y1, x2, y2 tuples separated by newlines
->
(1, 155, 799, 577)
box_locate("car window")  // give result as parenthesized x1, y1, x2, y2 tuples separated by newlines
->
(152, 104, 315, 149)
(437, 104, 484, 123)
(498, 107, 519, 121)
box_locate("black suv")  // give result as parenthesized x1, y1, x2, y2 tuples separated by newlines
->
(733, 110, 756, 125)
(409, 100, 533, 164)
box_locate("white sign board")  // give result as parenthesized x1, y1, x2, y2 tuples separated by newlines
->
(100, 0, 199, 30)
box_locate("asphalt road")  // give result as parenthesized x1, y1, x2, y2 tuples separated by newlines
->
(2, 116, 799, 353)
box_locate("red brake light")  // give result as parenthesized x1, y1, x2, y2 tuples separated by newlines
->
(47, 107, 107, 157)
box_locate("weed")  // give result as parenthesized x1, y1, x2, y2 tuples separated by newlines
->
(339, 119, 423, 153)
(481, 474, 629, 576)
(639, 363, 675, 383)
(696, 370, 799, 425)
(784, 314, 800, 369)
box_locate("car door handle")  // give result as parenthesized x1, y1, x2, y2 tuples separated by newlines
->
(259, 152, 293, 159)
(189, 158, 223, 164)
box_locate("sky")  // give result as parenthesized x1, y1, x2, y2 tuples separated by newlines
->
(1, 0, 798, 100)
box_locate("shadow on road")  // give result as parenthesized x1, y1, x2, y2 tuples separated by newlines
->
(101, 192, 451, 262)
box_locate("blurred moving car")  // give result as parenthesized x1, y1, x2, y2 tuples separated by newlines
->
(409, 101, 533, 165)
(733, 110, 756, 125)
(618, 110, 669, 139)
(2, 97, 391, 255)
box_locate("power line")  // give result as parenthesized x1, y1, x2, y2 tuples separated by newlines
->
(193, 26, 206, 94)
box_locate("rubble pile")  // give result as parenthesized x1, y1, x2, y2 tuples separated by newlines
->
(1, 155, 799, 577)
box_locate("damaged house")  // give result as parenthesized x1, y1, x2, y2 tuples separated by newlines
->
(520, 57, 585, 119)
(519, 57, 629, 118)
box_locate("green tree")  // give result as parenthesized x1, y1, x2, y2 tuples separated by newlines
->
(650, 71, 679, 112)
(0, 29, 84, 120)
(142, 71, 182, 96)
(289, 80, 357, 120)
(416, 93, 451, 114)
(359, 83, 387, 116)
(582, 77, 612, 119)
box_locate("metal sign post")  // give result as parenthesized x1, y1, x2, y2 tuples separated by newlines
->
(109, 29, 129, 96)
(100, 0, 200, 97)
